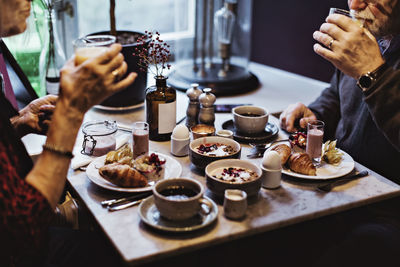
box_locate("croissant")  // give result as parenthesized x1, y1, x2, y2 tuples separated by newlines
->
(288, 152, 316, 176)
(99, 163, 147, 188)
(105, 144, 133, 165)
(271, 144, 291, 165)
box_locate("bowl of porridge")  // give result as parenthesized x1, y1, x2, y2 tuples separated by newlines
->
(189, 136, 241, 169)
(205, 159, 262, 197)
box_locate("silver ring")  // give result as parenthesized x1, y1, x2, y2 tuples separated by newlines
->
(328, 39, 334, 49)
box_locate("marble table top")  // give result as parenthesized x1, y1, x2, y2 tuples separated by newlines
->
(67, 114, 400, 266)
(63, 63, 400, 265)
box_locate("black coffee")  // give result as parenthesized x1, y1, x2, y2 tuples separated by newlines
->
(239, 112, 262, 117)
(159, 186, 198, 201)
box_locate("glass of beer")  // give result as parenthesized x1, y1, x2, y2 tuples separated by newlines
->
(72, 35, 116, 66)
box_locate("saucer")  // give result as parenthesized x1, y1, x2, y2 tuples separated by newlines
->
(222, 120, 279, 144)
(138, 196, 218, 232)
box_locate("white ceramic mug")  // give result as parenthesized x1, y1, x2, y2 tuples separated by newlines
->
(232, 105, 269, 134)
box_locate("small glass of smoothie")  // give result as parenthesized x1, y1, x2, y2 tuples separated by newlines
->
(306, 120, 324, 167)
(132, 122, 149, 159)
(72, 35, 116, 66)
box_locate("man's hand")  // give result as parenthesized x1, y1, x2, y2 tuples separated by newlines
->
(313, 14, 384, 78)
(11, 95, 58, 137)
(280, 102, 317, 133)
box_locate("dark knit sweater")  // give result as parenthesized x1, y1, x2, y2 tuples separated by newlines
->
(309, 36, 400, 182)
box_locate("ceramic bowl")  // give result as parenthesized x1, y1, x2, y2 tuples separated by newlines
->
(189, 136, 241, 169)
(205, 159, 262, 197)
(232, 105, 269, 134)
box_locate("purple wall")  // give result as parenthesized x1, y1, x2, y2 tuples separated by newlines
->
(251, 0, 348, 82)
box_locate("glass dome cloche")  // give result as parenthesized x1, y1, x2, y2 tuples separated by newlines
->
(169, 0, 258, 95)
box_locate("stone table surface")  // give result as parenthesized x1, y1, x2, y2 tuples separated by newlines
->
(63, 64, 400, 266)
(68, 114, 400, 266)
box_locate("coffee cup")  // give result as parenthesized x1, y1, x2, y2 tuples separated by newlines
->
(153, 178, 213, 221)
(232, 105, 269, 134)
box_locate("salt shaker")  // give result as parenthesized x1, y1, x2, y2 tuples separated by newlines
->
(198, 88, 216, 126)
(186, 83, 202, 129)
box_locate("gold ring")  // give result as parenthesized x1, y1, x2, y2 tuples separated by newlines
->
(112, 69, 119, 77)
(328, 39, 334, 49)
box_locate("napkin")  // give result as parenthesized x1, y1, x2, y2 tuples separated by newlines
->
(70, 134, 130, 170)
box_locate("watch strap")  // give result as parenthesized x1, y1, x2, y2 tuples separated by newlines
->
(357, 62, 388, 92)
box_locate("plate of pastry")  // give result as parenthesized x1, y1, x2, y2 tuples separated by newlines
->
(86, 145, 182, 192)
(269, 141, 355, 180)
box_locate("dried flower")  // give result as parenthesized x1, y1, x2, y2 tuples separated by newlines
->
(133, 30, 171, 78)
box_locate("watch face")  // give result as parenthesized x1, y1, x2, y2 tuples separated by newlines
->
(359, 74, 373, 90)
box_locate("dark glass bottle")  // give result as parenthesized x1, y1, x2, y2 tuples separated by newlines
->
(145, 76, 176, 141)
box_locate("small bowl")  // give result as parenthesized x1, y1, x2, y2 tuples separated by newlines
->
(205, 159, 262, 197)
(232, 105, 269, 134)
(189, 136, 241, 169)
(190, 124, 216, 139)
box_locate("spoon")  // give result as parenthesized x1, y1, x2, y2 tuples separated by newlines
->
(247, 139, 290, 158)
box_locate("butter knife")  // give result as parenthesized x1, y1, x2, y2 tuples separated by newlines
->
(316, 170, 369, 192)
(101, 191, 151, 207)
(108, 198, 145, 212)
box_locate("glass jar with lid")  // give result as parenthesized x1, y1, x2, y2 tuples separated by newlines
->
(81, 120, 117, 156)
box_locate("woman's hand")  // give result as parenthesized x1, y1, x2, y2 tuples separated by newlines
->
(280, 102, 317, 133)
(58, 43, 137, 114)
(11, 94, 58, 137)
(313, 14, 384, 79)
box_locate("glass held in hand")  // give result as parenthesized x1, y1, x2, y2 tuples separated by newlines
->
(306, 120, 324, 167)
(329, 8, 366, 26)
(132, 121, 149, 159)
(72, 35, 116, 66)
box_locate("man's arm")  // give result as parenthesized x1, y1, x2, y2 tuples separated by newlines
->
(363, 67, 400, 151)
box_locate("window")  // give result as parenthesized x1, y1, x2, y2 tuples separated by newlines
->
(61, 0, 195, 57)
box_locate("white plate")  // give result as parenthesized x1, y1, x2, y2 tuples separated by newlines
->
(94, 101, 144, 112)
(86, 152, 182, 192)
(282, 149, 355, 180)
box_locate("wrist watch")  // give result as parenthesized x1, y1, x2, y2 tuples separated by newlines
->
(357, 63, 388, 92)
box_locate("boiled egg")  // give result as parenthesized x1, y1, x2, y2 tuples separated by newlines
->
(172, 124, 189, 139)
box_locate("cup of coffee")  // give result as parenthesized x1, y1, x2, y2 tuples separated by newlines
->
(153, 178, 213, 221)
(232, 105, 269, 134)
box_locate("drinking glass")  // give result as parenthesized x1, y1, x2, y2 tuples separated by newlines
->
(329, 8, 365, 26)
(132, 122, 149, 159)
(72, 35, 116, 66)
(306, 120, 324, 167)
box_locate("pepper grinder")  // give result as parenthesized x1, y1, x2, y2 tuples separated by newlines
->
(198, 88, 216, 126)
(185, 83, 202, 129)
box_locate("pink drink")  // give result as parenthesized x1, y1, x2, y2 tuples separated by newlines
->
(84, 135, 116, 156)
(306, 129, 324, 159)
(133, 129, 149, 159)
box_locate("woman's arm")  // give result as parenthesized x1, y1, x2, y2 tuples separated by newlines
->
(25, 44, 136, 208)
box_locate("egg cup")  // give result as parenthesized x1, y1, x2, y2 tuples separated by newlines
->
(260, 166, 281, 189)
(171, 137, 190, 157)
